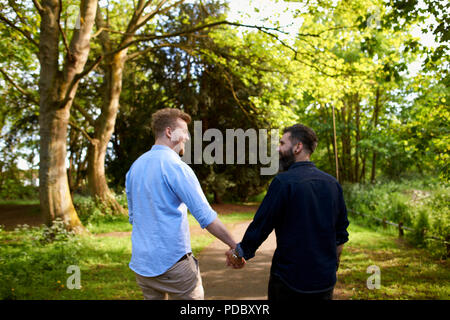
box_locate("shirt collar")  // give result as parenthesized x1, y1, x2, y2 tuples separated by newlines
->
(288, 161, 315, 170)
(151, 144, 178, 156)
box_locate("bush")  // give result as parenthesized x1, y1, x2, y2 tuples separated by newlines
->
(408, 210, 430, 247)
(0, 178, 38, 200)
(0, 221, 81, 300)
(343, 177, 449, 259)
(73, 194, 130, 234)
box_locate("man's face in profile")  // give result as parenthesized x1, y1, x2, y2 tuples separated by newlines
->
(278, 132, 296, 172)
(170, 118, 190, 156)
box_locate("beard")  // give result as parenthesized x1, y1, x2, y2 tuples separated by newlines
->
(173, 143, 185, 156)
(279, 148, 295, 172)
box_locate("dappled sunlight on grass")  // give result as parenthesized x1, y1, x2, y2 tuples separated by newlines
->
(1, 212, 448, 299)
(338, 223, 450, 299)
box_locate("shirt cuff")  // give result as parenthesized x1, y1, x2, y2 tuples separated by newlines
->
(235, 243, 245, 258)
(336, 238, 349, 246)
(195, 207, 217, 229)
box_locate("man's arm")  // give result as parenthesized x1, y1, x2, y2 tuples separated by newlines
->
(167, 163, 217, 229)
(235, 177, 285, 261)
(206, 218, 237, 250)
(168, 163, 239, 252)
(125, 171, 133, 225)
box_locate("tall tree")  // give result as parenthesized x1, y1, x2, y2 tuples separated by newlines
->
(36, 0, 99, 232)
(74, 0, 289, 210)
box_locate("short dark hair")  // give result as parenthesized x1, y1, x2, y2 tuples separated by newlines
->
(151, 108, 191, 137)
(283, 124, 318, 155)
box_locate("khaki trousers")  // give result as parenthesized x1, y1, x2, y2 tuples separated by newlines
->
(134, 253, 204, 300)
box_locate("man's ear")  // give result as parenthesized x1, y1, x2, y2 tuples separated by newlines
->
(295, 142, 303, 154)
(165, 127, 172, 139)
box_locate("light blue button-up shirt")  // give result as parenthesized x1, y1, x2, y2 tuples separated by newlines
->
(125, 144, 217, 277)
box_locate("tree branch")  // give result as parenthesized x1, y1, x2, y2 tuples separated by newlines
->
(222, 71, 251, 119)
(0, 67, 39, 106)
(126, 42, 195, 61)
(297, 24, 359, 38)
(58, 0, 73, 61)
(105, 20, 231, 57)
(59, 55, 104, 109)
(134, 0, 184, 32)
(73, 102, 96, 126)
(32, 0, 44, 15)
(0, 13, 39, 48)
(68, 118, 95, 144)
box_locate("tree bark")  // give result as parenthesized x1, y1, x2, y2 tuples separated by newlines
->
(87, 52, 127, 214)
(85, 9, 131, 214)
(371, 87, 381, 183)
(354, 94, 361, 183)
(38, 0, 98, 233)
(213, 189, 223, 204)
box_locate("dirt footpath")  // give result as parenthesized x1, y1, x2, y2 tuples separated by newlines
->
(0, 204, 42, 230)
(198, 221, 276, 300)
(197, 220, 346, 300)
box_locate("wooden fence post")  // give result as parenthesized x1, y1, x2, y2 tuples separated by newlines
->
(398, 221, 404, 238)
(382, 217, 387, 229)
(446, 235, 450, 258)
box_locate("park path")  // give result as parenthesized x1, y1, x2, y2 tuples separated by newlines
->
(197, 221, 276, 300)
(197, 220, 347, 300)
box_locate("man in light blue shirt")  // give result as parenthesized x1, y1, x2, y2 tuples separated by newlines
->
(126, 108, 240, 300)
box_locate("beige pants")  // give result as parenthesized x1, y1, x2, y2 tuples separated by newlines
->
(134, 254, 204, 300)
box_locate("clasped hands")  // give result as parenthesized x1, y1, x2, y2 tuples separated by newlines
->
(225, 248, 246, 269)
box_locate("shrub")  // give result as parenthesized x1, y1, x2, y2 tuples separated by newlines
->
(0, 179, 38, 200)
(0, 222, 81, 300)
(72, 195, 130, 234)
(408, 210, 430, 247)
(343, 178, 449, 258)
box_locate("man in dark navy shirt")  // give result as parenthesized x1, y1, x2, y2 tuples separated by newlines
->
(227, 124, 349, 300)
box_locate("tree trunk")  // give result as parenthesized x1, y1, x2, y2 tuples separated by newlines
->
(39, 107, 85, 232)
(87, 50, 127, 214)
(339, 101, 353, 182)
(360, 154, 367, 182)
(354, 94, 361, 183)
(371, 87, 381, 183)
(38, 0, 98, 233)
(213, 189, 223, 204)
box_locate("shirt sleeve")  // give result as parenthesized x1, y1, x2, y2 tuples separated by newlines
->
(165, 162, 217, 229)
(238, 177, 285, 260)
(125, 170, 133, 225)
(335, 183, 350, 246)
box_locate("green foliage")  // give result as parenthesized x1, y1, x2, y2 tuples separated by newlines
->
(339, 223, 450, 299)
(343, 178, 450, 259)
(73, 194, 130, 234)
(0, 178, 38, 200)
(0, 220, 81, 300)
(0, 211, 254, 299)
(1, 211, 449, 299)
(409, 210, 430, 247)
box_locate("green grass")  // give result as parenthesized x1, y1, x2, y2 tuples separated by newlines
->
(343, 177, 449, 259)
(0, 211, 254, 300)
(0, 199, 39, 205)
(85, 216, 132, 234)
(1, 210, 448, 300)
(337, 222, 450, 300)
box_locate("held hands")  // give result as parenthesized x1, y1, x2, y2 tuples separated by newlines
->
(225, 248, 246, 269)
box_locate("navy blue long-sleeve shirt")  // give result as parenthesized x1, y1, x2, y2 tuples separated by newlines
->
(236, 161, 349, 293)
